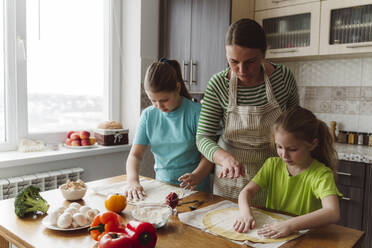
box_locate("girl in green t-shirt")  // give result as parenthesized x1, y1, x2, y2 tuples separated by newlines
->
(234, 106, 340, 239)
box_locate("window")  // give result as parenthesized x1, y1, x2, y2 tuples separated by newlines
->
(1, 0, 121, 151)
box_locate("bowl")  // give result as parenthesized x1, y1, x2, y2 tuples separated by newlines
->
(59, 181, 87, 201)
(132, 204, 172, 229)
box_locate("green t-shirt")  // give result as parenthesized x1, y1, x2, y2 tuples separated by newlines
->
(252, 157, 340, 216)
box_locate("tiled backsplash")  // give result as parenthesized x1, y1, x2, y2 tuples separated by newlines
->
(283, 57, 372, 133)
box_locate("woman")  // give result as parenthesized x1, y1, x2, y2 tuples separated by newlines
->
(124, 59, 212, 201)
(196, 18, 299, 205)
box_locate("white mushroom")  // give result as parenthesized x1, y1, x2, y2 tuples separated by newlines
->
(86, 209, 100, 223)
(72, 213, 88, 227)
(55, 206, 66, 214)
(64, 207, 79, 215)
(69, 202, 81, 209)
(57, 213, 73, 229)
(48, 210, 62, 226)
(79, 206, 91, 215)
(71, 220, 79, 228)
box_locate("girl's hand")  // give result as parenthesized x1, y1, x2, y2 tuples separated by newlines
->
(233, 214, 256, 233)
(257, 221, 293, 239)
(123, 181, 146, 201)
(219, 155, 245, 179)
(178, 173, 202, 190)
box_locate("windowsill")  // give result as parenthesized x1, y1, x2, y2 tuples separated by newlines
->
(0, 144, 132, 169)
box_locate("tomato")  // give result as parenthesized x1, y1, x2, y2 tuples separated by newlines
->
(105, 194, 127, 213)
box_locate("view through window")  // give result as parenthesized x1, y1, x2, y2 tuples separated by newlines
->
(26, 0, 105, 133)
(0, 0, 5, 142)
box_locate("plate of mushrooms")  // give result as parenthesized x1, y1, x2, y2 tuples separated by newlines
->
(42, 202, 99, 231)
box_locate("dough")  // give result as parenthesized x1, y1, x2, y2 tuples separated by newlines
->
(202, 208, 300, 243)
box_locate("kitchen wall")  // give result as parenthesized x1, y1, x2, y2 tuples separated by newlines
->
(283, 57, 372, 134)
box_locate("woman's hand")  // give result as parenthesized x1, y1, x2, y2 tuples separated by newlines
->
(233, 214, 256, 233)
(123, 181, 146, 201)
(218, 154, 245, 179)
(257, 221, 293, 239)
(178, 173, 202, 190)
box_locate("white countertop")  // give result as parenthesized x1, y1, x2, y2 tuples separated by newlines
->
(336, 143, 372, 164)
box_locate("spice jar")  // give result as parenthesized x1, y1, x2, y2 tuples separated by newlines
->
(363, 133, 370, 146)
(348, 132, 355, 145)
(337, 131, 347, 143)
(357, 133, 363, 145)
(369, 133, 372, 146)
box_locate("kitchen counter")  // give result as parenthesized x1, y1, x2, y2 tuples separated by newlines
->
(336, 143, 372, 163)
(0, 176, 365, 248)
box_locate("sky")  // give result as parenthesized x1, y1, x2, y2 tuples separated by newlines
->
(26, 0, 104, 96)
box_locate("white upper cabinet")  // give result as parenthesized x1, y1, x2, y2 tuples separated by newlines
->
(255, 2, 321, 59)
(255, 0, 319, 11)
(319, 0, 372, 55)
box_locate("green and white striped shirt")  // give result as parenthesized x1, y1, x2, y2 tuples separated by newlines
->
(196, 63, 299, 162)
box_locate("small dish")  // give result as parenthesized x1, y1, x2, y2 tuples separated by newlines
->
(42, 216, 90, 231)
(132, 204, 172, 229)
(63, 144, 97, 149)
(59, 180, 87, 201)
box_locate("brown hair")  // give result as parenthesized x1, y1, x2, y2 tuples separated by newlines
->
(225, 18, 267, 55)
(144, 59, 192, 100)
(273, 106, 338, 171)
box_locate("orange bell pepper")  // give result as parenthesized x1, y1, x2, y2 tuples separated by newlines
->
(88, 211, 126, 241)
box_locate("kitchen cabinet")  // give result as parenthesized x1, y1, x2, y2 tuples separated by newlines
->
(255, 0, 372, 59)
(255, 0, 319, 12)
(336, 160, 372, 248)
(319, 0, 372, 56)
(362, 164, 372, 248)
(255, 1, 321, 59)
(336, 160, 365, 230)
(159, 0, 231, 93)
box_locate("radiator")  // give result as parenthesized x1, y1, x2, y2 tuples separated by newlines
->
(0, 167, 84, 200)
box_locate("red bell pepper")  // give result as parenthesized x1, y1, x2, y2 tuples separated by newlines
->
(125, 220, 157, 248)
(99, 232, 133, 248)
(88, 211, 126, 241)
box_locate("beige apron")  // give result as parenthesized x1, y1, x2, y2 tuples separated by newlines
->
(214, 63, 282, 206)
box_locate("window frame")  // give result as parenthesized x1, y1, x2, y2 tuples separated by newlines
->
(1, 0, 122, 151)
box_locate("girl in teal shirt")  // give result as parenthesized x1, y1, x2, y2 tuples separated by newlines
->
(124, 59, 213, 201)
(234, 106, 340, 239)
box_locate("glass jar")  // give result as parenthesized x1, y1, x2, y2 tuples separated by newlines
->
(348, 132, 355, 145)
(362, 133, 369, 146)
(369, 133, 372, 146)
(337, 131, 347, 143)
(358, 133, 364, 145)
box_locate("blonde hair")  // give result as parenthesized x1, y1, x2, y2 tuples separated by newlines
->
(144, 59, 192, 100)
(273, 106, 338, 171)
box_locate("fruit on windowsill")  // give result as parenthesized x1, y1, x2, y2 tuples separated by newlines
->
(70, 133, 81, 141)
(71, 140, 81, 146)
(65, 130, 95, 147)
(89, 137, 96, 145)
(81, 139, 91, 146)
(80, 130, 90, 140)
(65, 138, 72, 146)
(67, 131, 75, 139)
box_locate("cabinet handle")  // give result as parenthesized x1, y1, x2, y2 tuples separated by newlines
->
(341, 197, 351, 201)
(336, 171, 352, 177)
(346, 43, 372, 49)
(190, 60, 197, 85)
(269, 49, 298, 54)
(183, 61, 189, 84)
